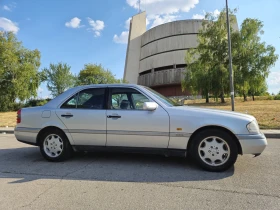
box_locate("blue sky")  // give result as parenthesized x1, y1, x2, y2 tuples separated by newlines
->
(0, 0, 279, 98)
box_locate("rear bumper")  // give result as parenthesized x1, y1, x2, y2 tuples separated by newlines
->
(237, 133, 267, 155)
(14, 127, 38, 145)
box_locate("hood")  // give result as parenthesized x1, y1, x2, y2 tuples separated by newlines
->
(169, 105, 255, 122)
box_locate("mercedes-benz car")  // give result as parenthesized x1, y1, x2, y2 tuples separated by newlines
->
(15, 84, 267, 172)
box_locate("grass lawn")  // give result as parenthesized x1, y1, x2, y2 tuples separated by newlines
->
(0, 99, 279, 129)
(185, 99, 280, 129)
(0, 112, 17, 127)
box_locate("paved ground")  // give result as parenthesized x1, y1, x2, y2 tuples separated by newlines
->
(0, 134, 279, 210)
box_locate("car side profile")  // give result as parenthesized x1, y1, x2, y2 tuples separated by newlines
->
(15, 84, 267, 172)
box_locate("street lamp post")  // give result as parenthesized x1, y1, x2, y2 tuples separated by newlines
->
(226, 0, 235, 111)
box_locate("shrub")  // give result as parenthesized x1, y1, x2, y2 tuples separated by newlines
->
(274, 95, 280, 100)
(24, 99, 51, 107)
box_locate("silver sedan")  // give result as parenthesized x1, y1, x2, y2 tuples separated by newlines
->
(15, 84, 267, 172)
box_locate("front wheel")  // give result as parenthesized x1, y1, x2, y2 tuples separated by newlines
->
(39, 129, 73, 161)
(191, 129, 238, 172)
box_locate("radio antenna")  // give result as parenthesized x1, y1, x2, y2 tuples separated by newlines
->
(139, 0, 141, 13)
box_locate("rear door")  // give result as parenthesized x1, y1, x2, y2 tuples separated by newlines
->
(106, 87, 170, 148)
(56, 88, 107, 146)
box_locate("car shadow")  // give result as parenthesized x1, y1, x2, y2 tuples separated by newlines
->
(0, 147, 234, 183)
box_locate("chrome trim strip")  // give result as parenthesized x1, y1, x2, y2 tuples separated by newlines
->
(236, 133, 266, 140)
(65, 129, 106, 134)
(107, 130, 169, 136)
(170, 132, 191, 137)
(15, 127, 192, 138)
(15, 127, 40, 133)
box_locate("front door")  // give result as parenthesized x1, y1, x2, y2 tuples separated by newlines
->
(106, 87, 170, 148)
(56, 88, 107, 146)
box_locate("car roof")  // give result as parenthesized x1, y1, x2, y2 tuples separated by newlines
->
(43, 84, 145, 108)
(75, 84, 141, 89)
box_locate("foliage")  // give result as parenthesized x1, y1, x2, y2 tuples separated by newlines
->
(183, 9, 237, 103)
(42, 62, 75, 97)
(0, 32, 41, 111)
(24, 99, 51, 107)
(76, 63, 124, 86)
(183, 9, 278, 103)
(274, 95, 280, 100)
(231, 18, 278, 101)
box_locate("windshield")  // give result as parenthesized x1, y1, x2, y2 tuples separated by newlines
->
(143, 87, 180, 107)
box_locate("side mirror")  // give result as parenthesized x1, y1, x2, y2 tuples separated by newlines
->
(143, 102, 158, 111)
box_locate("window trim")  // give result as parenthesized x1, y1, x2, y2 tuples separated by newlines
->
(60, 88, 107, 110)
(108, 87, 152, 111)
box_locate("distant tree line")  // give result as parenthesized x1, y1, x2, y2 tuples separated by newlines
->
(0, 32, 124, 111)
(183, 8, 278, 103)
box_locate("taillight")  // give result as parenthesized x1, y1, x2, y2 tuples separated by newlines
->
(17, 109, 21, 124)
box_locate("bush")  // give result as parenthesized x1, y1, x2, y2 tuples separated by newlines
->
(24, 99, 51, 107)
(274, 95, 280, 100)
(12, 103, 24, 111)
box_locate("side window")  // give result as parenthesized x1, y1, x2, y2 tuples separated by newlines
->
(77, 88, 105, 109)
(111, 93, 130, 109)
(132, 93, 150, 110)
(61, 94, 78, 109)
(110, 88, 150, 110)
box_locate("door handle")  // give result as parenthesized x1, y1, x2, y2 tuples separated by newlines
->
(61, 114, 73, 118)
(107, 115, 121, 119)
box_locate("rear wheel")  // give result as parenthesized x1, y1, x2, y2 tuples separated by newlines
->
(39, 129, 73, 161)
(190, 129, 238, 172)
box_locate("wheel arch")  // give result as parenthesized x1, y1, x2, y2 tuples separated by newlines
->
(36, 126, 69, 145)
(187, 125, 243, 155)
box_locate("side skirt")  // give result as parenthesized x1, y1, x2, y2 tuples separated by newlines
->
(72, 145, 187, 157)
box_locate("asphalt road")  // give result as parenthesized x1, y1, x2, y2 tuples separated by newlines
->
(0, 134, 279, 210)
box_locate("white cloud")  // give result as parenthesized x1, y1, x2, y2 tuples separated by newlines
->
(95, 31, 101, 37)
(192, 14, 204, 19)
(213, 9, 220, 17)
(267, 71, 280, 94)
(113, 31, 129, 44)
(0, 17, 19, 34)
(116, 0, 199, 44)
(3, 5, 11, 11)
(149, 14, 178, 28)
(125, 17, 132, 30)
(268, 72, 280, 86)
(3, 2, 16, 11)
(65, 17, 82, 28)
(87, 18, 105, 37)
(127, 0, 199, 30)
(126, 0, 199, 15)
(192, 9, 220, 20)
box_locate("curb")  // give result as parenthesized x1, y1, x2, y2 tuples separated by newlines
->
(1, 130, 279, 139)
(0, 130, 14, 134)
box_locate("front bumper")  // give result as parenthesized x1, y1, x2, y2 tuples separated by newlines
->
(237, 133, 267, 155)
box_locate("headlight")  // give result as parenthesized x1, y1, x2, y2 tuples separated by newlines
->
(247, 121, 260, 134)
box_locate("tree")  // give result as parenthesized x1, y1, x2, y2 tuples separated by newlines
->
(0, 32, 41, 111)
(183, 9, 236, 103)
(76, 63, 124, 85)
(183, 10, 278, 103)
(42, 62, 75, 97)
(231, 18, 278, 101)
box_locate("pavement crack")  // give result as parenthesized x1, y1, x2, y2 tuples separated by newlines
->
(20, 183, 56, 209)
(150, 183, 280, 199)
(60, 161, 94, 180)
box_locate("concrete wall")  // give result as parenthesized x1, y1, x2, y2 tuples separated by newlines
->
(139, 50, 187, 73)
(139, 20, 203, 73)
(123, 12, 146, 84)
(141, 20, 203, 46)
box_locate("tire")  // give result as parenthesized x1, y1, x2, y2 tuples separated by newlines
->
(39, 128, 73, 162)
(190, 129, 238, 172)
